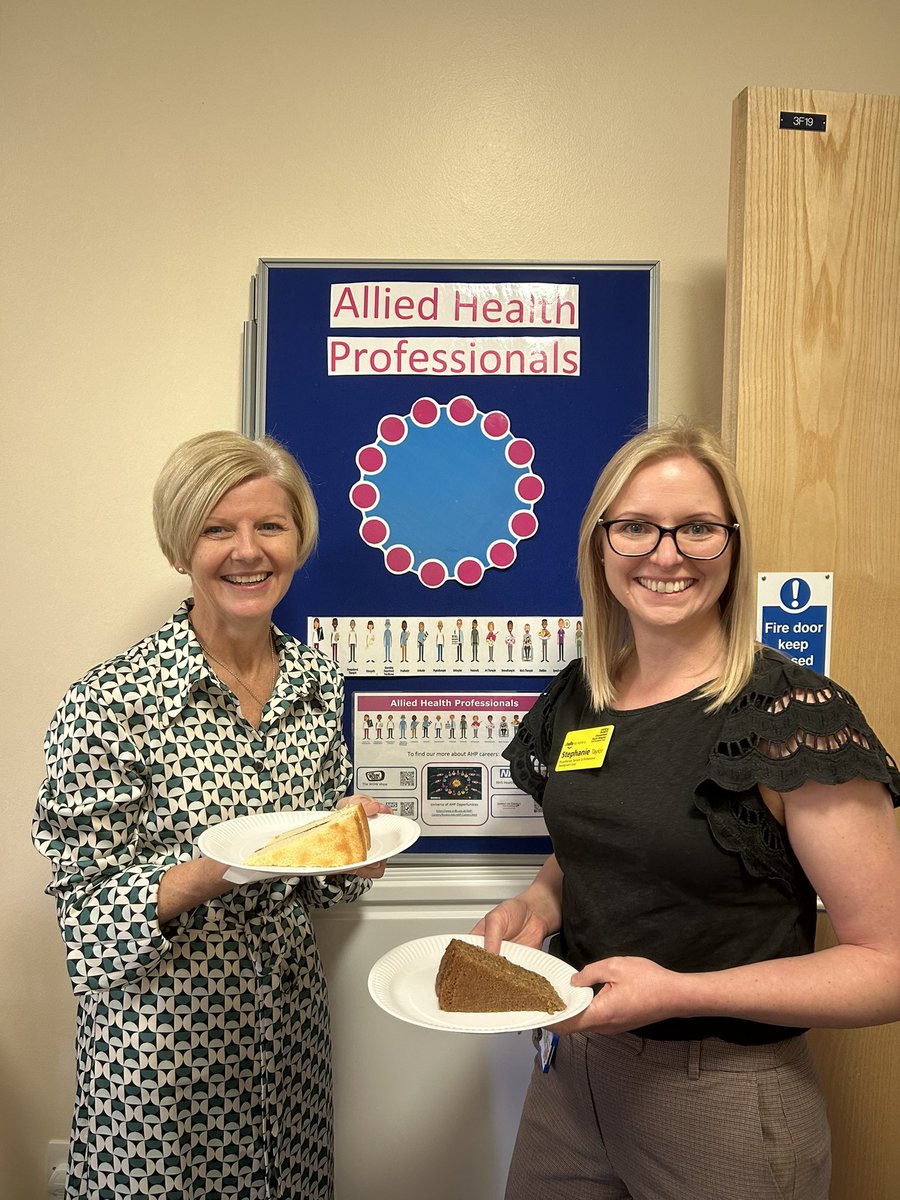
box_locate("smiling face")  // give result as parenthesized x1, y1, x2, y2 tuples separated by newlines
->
(601, 454, 733, 641)
(186, 476, 299, 637)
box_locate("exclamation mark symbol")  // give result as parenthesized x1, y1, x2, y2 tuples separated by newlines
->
(790, 580, 800, 608)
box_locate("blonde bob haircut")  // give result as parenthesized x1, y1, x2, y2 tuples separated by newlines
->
(576, 420, 756, 713)
(153, 431, 318, 571)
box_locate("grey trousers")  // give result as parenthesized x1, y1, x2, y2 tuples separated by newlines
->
(505, 1030, 831, 1200)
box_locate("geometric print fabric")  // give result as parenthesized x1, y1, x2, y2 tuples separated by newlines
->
(34, 604, 369, 1198)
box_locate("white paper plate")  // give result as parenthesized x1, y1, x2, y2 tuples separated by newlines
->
(197, 810, 420, 876)
(367, 933, 593, 1034)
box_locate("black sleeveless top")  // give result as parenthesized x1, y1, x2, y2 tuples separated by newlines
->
(503, 649, 900, 1044)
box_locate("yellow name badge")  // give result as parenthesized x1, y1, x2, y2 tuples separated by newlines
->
(555, 725, 615, 771)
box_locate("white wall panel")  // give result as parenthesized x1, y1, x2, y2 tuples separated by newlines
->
(315, 865, 539, 1200)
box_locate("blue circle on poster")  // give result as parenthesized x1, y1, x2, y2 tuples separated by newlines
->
(351, 395, 543, 588)
(779, 577, 811, 610)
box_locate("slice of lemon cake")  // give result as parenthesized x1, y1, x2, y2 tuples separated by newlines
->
(244, 803, 370, 868)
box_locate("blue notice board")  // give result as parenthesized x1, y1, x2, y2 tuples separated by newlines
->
(243, 259, 658, 856)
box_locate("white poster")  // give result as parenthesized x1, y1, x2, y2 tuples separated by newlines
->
(352, 690, 546, 840)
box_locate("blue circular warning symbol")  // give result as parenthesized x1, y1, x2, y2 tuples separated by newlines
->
(779, 577, 811, 611)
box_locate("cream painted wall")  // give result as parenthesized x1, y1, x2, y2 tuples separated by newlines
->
(2, 1, 898, 1195)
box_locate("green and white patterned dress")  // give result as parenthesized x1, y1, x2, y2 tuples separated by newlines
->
(34, 603, 369, 1200)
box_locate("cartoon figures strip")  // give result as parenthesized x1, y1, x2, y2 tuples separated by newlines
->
(316, 616, 583, 675)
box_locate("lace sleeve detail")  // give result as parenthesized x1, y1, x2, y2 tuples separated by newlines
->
(693, 651, 899, 893)
(708, 651, 900, 800)
(502, 664, 579, 804)
(693, 784, 806, 892)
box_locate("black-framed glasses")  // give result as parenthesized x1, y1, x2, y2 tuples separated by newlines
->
(598, 519, 739, 560)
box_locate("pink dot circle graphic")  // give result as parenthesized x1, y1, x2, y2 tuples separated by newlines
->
(516, 473, 545, 503)
(353, 396, 545, 587)
(384, 544, 414, 574)
(455, 558, 485, 586)
(482, 410, 511, 439)
(356, 444, 385, 473)
(418, 559, 448, 588)
(487, 540, 517, 568)
(378, 414, 407, 444)
(507, 438, 535, 467)
(410, 397, 440, 426)
(510, 510, 539, 539)
(447, 395, 477, 425)
(360, 517, 389, 546)
(349, 481, 379, 511)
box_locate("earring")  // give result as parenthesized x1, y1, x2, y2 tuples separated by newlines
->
(175, 566, 187, 574)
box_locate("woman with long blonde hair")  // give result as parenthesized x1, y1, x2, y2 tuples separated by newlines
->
(477, 421, 900, 1200)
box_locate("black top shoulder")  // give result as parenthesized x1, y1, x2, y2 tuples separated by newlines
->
(707, 648, 900, 801)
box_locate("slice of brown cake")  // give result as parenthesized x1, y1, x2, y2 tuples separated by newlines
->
(435, 938, 565, 1014)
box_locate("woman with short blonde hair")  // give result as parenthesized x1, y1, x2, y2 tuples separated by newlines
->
(36, 429, 386, 1200)
(153, 429, 319, 570)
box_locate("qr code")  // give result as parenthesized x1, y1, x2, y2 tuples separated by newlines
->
(399, 770, 416, 787)
(399, 801, 416, 818)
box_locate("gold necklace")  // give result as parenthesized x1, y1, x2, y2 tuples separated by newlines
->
(195, 630, 279, 708)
